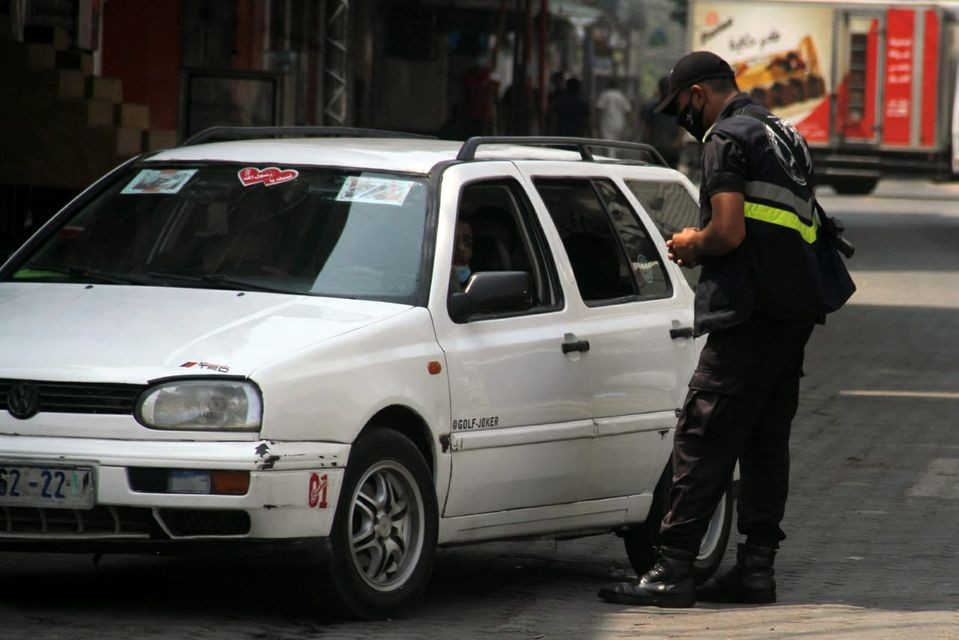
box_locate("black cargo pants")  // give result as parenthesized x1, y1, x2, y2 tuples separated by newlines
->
(659, 314, 816, 553)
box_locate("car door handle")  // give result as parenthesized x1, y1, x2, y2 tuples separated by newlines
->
(670, 326, 694, 340)
(561, 339, 590, 354)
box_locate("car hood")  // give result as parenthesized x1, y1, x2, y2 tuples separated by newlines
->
(0, 283, 412, 383)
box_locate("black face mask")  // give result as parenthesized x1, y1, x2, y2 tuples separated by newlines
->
(677, 99, 707, 142)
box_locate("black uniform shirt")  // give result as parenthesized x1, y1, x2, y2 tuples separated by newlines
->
(692, 92, 827, 335)
(699, 93, 753, 226)
(691, 93, 756, 335)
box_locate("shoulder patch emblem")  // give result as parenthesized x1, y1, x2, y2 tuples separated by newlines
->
(763, 118, 812, 186)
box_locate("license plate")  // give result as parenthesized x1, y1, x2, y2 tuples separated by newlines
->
(0, 462, 96, 510)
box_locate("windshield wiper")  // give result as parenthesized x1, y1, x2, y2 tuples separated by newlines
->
(146, 271, 294, 294)
(18, 264, 149, 285)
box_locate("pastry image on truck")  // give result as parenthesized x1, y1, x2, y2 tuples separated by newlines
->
(691, 0, 959, 195)
(734, 36, 827, 110)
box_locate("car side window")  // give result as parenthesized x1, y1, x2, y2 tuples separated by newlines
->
(450, 179, 562, 320)
(533, 178, 669, 306)
(592, 180, 672, 300)
(625, 179, 701, 290)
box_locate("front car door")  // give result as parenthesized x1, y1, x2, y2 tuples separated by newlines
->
(431, 162, 593, 519)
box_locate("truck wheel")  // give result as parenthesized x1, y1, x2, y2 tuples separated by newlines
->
(831, 177, 878, 195)
(328, 428, 438, 619)
(622, 465, 734, 584)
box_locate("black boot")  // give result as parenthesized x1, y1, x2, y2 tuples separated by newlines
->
(696, 543, 777, 604)
(598, 547, 696, 608)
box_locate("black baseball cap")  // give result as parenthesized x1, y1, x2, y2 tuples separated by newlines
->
(655, 51, 735, 115)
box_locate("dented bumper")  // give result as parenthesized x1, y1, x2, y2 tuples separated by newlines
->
(0, 436, 350, 541)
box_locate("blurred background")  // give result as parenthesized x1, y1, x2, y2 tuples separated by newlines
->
(1, 0, 957, 261)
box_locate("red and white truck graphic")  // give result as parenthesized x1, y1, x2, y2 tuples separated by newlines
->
(690, 0, 959, 194)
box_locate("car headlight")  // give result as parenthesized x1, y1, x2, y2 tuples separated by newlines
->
(136, 379, 262, 431)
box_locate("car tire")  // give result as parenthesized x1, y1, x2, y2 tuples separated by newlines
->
(328, 428, 438, 620)
(622, 464, 734, 584)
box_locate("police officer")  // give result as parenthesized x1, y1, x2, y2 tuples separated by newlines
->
(599, 51, 842, 608)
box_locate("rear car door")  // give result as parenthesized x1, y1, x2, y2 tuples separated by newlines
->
(619, 170, 703, 292)
(619, 167, 707, 390)
(520, 163, 697, 500)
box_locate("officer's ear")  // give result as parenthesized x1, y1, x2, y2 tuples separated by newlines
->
(688, 84, 706, 110)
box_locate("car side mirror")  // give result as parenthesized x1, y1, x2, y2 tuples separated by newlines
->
(449, 271, 532, 322)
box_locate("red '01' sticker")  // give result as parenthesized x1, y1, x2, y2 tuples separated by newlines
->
(308, 473, 328, 509)
(238, 167, 299, 187)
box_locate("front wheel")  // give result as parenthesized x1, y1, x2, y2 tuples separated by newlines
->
(623, 465, 734, 584)
(328, 428, 438, 619)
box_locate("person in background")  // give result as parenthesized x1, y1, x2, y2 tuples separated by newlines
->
(547, 71, 565, 111)
(595, 78, 632, 142)
(549, 77, 590, 137)
(641, 75, 684, 168)
(460, 55, 496, 138)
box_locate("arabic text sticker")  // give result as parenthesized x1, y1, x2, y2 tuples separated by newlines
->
(121, 169, 197, 195)
(335, 176, 415, 206)
(238, 167, 299, 187)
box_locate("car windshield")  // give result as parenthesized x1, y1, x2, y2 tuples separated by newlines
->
(4, 165, 430, 303)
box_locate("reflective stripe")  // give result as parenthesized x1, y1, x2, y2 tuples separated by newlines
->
(702, 123, 719, 143)
(744, 180, 814, 223)
(744, 201, 818, 243)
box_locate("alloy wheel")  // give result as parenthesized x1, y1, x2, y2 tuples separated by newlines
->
(348, 461, 425, 592)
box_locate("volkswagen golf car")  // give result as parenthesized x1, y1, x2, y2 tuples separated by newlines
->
(0, 129, 732, 618)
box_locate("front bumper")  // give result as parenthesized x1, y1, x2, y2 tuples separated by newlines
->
(0, 436, 350, 544)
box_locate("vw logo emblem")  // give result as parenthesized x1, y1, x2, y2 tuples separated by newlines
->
(7, 381, 40, 420)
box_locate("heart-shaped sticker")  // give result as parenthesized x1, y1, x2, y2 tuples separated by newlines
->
(237, 167, 300, 187)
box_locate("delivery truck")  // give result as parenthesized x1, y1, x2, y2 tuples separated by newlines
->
(689, 0, 959, 194)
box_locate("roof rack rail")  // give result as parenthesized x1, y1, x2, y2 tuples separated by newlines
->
(457, 136, 669, 167)
(181, 126, 436, 147)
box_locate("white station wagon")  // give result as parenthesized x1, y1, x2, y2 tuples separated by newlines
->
(0, 129, 734, 618)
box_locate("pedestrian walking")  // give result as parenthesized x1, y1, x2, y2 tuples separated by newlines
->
(598, 51, 854, 608)
(595, 79, 632, 141)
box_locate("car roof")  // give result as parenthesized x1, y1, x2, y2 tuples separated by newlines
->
(146, 137, 673, 175)
(148, 138, 463, 174)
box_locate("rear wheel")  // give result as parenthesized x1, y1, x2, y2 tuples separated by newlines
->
(623, 465, 734, 584)
(328, 428, 438, 619)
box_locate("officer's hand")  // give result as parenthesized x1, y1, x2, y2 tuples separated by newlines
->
(667, 228, 700, 268)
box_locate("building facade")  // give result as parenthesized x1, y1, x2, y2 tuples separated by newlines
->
(1, 0, 674, 258)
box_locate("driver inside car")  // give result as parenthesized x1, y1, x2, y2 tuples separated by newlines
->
(450, 217, 473, 292)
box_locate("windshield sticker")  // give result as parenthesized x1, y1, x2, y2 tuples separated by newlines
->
(335, 176, 415, 206)
(238, 167, 299, 187)
(122, 169, 197, 195)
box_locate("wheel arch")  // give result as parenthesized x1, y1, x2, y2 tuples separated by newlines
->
(362, 405, 436, 473)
